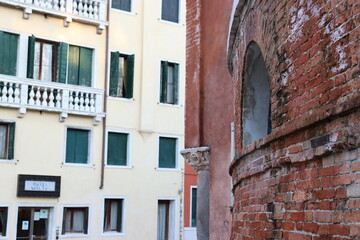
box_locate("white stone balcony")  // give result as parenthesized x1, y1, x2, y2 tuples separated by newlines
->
(0, 74, 105, 125)
(0, 0, 107, 33)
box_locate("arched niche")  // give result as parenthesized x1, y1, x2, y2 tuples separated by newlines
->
(242, 42, 271, 146)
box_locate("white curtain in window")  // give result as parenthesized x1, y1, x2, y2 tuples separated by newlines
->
(117, 57, 125, 97)
(34, 42, 41, 80)
(157, 203, 166, 240)
(65, 210, 71, 232)
(110, 201, 118, 230)
(73, 210, 84, 232)
(0, 125, 6, 158)
(167, 66, 174, 103)
(41, 43, 53, 82)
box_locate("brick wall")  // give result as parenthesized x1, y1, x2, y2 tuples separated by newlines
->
(228, 0, 360, 239)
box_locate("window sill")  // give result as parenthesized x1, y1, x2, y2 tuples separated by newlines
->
(156, 167, 181, 172)
(101, 231, 126, 237)
(108, 96, 134, 102)
(158, 19, 184, 27)
(0, 159, 17, 163)
(105, 165, 133, 169)
(158, 102, 183, 108)
(62, 163, 94, 168)
(111, 8, 136, 16)
(60, 233, 89, 238)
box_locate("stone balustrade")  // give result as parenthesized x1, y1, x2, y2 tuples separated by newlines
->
(0, 74, 104, 125)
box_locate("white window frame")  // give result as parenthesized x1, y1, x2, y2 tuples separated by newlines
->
(0, 204, 10, 239)
(110, 0, 135, 14)
(63, 126, 93, 167)
(158, 59, 182, 107)
(156, 134, 180, 171)
(101, 196, 127, 236)
(61, 205, 90, 237)
(157, 198, 178, 240)
(105, 129, 132, 168)
(189, 186, 197, 228)
(159, 0, 182, 25)
(15, 203, 56, 240)
(107, 49, 135, 102)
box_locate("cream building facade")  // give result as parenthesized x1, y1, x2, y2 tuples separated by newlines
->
(0, 0, 185, 239)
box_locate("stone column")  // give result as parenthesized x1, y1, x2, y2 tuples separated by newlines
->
(181, 147, 210, 240)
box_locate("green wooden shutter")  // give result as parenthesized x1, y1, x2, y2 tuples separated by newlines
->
(0, 31, 18, 76)
(57, 42, 68, 83)
(109, 52, 119, 96)
(62, 208, 67, 234)
(75, 129, 89, 164)
(173, 63, 179, 104)
(120, 0, 131, 11)
(68, 45, 80, 85)
(2, 208, 8, 236)
(66, 129, 76, 163)
(84, 208, 89, 234)
(7, 122, 15, 160)
(79, 47, 92, 87)
(160, 61, 168, 103)
(107, 132, 127, 166)
(103, 200, 109, 231)
(116, 200, 122, 232)
(159, 137, 176, 168)
(191, 188, 197, 227)
(8, 33, 18, 76)
(26, 35, 35, 78)
(125, 54, 134, 98)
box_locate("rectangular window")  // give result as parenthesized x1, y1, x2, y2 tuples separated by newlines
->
(0, 122, 15, 160)
(0, 207, 8, 237)
(0, 31, 18, 76)
(62, 207, 88, 234)
(157, 200, 175, 240)
(110, 52, 134, 98)
(103, 199, 123, 233)
(190, 187, 197, 227)
(68, 45, 92, 87)
(65, 128, 89, 164)
(111, 0, 131, 11)
(32, 39, 58, 82)
(160, 61, 179, 105)
(158, 137, 177, 169)
(107, 132, 128, 166)
(161, 0, 179, 23)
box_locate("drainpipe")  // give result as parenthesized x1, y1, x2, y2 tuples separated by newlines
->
(100, 0, 110, 189)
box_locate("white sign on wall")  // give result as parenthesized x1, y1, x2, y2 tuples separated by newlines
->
(24, 181, 56, 192)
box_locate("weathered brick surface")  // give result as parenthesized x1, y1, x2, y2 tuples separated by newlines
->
(228, 0, 360, 239)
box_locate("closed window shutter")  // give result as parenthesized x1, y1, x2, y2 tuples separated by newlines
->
(62, 208, 68, 234)
(107, 132, 127, 166)
(161, 0, 170, 21)
(26, 35, 35, 78)
(57, 42, 68, 83)
(75, 129, 89, 164)
(116, 200, 122, 232)
(173, 63, 179, 104)
(191, 188, 197, 227)
(159, 137, 176, 168)
(125, 54, 134, 98)
(84, 208, 89, 234)
(109, 52, 119, 96)
(8, 33, 18, 76)
(66, 129, 76, 163)
(79, 47, 92, 87)
(7, 122, 15, 160)
(120, 0, 131, 11)
(160, 61, 168, 103)
(68, 46, 80, 85)
(0, 31, 18, 76)
(170, 0, 179, 22)
(2, 208, 7, 236)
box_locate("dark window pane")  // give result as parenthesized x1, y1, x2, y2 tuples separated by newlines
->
(191, 188, 197, 227)
(161, 0, 179, 23)
(107, 132, 127, 166)
(112, 0, 131, 11)
(159, 137, 176, 168)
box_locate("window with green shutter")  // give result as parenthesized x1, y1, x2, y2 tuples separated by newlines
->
(191, 187, 197, 227)
(158, 137, 177, 168)
(66, 128, 89, 164)
(107, 132, 128, 166)
(109, 52, 134, 99)
(0, 31, 18, 76)
(0, 207, 8, 236)
(103, 199, 124, 233)
(161, 0, 180, 23)
(68, 45, 92, 87)
(160, 61, 179, 105)
(0, 122, 15, 160)
(111, 0, 131, 11)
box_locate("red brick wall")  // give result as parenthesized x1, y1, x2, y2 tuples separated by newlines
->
(228, 0, 360, 239)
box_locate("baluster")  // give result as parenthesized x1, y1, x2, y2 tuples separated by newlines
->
(29, 86, 35, 105)
(88, 0, 94, 18)
(48, 88, 55, 107)
(83, 0, 88, 17)
(78, 0, 84, 16)
(84, 93, 90, 111)
(14, 83, 20, 104)
(69, 90, 74, 109)
(1, 82, 8, 102)
(34, 0, 40, 6)
(59, 0, 65, 11)
(55, 89, 62, 108)
(90, 93, 95, 112)
(35, 87, 41, 105)
(42, 87, 48, 107)
(8, 83, 14, 103)
(78, 92, 85, 111)
(74, 91, 80, 110)
(39, 0, 45, 7)
(47, 0, 53, 9)
(73, 1, 78, 14)
(93, 2, 99, 19)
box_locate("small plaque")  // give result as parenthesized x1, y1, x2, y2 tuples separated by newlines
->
(17, 175, 61, 198)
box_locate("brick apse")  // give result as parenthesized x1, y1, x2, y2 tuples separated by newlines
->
(227, 0, 360, 239)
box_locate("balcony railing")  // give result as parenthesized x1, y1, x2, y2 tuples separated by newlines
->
(0, 0, 107, 33)
(0, 75, 105, 125)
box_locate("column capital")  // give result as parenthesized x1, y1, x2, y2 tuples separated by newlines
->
(180, 146, 210, 172)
